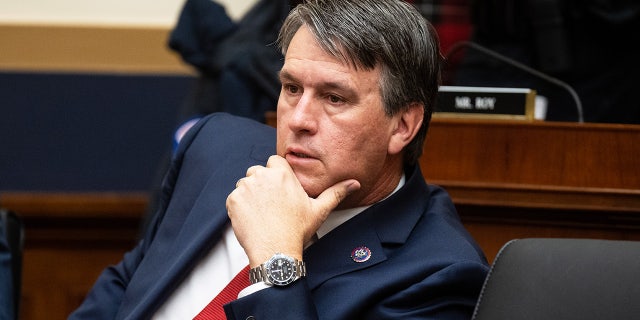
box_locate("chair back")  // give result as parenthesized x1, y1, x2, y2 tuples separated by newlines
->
(472, 238, 640, 320)
(1, 209, 24, 320)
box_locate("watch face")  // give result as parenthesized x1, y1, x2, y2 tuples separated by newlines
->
(266, 254, 297, 286)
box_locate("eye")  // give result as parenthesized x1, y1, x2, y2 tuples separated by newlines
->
(327, 94, 345, 104)
(284, 84, 300, 94)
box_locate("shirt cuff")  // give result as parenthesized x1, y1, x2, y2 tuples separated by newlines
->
(238, 281, 272, 298)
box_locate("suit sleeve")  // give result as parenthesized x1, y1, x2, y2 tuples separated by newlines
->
(225, 280, 319, 320)
(67, 115, 211, 320)
(372, 260, 489, 319)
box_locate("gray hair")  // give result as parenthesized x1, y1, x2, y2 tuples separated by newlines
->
(277, 0, 442, 165)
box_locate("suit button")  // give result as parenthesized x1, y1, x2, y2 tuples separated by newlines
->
(246, 317, 256, 320)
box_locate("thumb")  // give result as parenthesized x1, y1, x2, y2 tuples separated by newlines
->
(313, 179, 361, 214)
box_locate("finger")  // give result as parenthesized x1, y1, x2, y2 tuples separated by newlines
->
(313, 179, 361, 214)
(265, 154, 290, 169)
(246, 165, 263, 177)
(246, 155, 288, 176)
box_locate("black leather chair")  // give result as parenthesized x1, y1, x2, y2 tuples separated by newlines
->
(0, 209, 24, 320)
(472, 238, 640, 320)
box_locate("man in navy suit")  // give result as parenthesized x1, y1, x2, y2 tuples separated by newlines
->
(70, 0, 489, 319)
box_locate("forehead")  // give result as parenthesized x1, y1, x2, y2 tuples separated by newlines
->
(284, 26, 345, 69)
(281, 25, 381, 89)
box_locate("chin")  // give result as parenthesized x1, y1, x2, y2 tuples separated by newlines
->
(302, 186, 322, 198)
(299, 180, 324, 198)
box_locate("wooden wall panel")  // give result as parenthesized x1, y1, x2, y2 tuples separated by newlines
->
(1, 193, 144, 319)
(0, 24, 191, 74)
(464, 219, 640, 263)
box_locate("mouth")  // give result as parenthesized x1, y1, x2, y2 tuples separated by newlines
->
(285, 147, 317, 163)
(291, 152, 311, 158)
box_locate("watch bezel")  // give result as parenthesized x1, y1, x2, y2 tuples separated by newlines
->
(265, 253, 298, 286)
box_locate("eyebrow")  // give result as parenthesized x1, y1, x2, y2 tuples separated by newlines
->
(278, 69, 295, 83)
(279, 69, 355, 95)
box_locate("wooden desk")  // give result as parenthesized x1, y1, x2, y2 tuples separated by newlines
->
(2, 116, 639, 319)
(423, 117, 640, 189)
(421, 117, 640, 261)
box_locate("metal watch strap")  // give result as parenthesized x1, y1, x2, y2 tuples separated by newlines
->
(249, 255, 307, 285)
(249, 265, 267, 284)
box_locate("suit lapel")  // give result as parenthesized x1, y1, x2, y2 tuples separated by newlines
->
(304, 210, 386, 289)
(304, 165, 430, 290)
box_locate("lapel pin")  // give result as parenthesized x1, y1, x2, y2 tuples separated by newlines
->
(351, 246, 372, 263)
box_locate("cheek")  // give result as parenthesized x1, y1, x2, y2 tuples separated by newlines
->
(326, 124, 389, 170)
(326, 101, 392, 149)
(276, 132, 286, 156)
(353, 117, 393, 150)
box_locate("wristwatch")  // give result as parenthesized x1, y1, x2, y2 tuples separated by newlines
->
(249, 253, 307, 286)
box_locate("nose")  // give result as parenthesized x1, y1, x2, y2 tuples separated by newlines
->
(286, 93, 318, 135)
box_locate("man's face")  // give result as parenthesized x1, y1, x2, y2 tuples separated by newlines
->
(276, 25, 403, 206)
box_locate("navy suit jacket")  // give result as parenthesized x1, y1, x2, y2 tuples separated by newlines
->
(69, 113, 489, 320)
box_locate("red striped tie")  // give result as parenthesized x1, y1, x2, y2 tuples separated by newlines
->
(193, 265, 250, 319)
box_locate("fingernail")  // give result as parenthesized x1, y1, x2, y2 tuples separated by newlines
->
(346, 180, 360, 193)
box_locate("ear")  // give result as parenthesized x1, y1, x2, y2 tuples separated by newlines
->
(388, 102, 424, 155)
